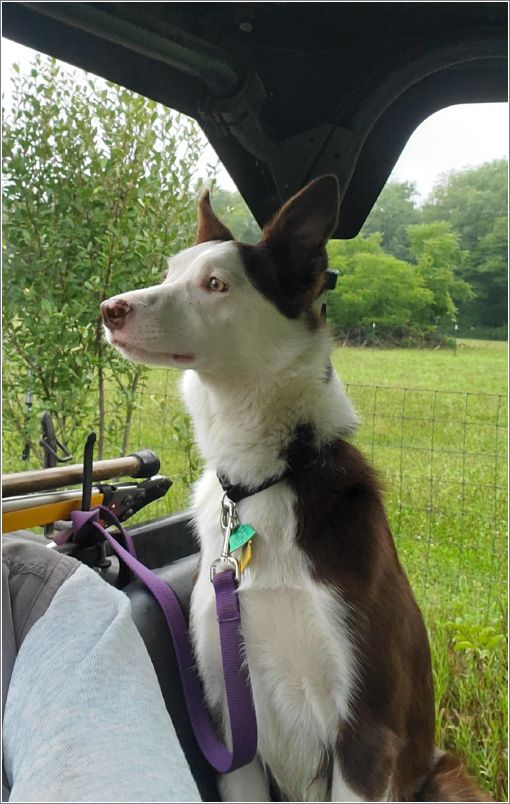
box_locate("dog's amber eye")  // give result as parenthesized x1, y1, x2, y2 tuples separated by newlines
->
(207, 277, 229, 293)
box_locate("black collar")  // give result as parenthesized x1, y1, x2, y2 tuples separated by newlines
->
(217, 468, 292, 504)
(217, 423, 320, 504)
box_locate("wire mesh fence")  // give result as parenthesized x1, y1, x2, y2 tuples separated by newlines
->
(343, 384, 507, 621)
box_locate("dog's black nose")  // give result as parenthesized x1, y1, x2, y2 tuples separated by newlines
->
(101, 299, 132, 331)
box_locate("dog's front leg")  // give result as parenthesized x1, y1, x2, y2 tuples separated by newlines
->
(218, 756, 271, 802)
(330, 757, 366, 803)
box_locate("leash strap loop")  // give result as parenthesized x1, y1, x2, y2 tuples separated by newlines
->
(69, 506, 257, 772)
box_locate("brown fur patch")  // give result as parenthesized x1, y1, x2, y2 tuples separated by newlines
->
(237, 240, 329, 328)
(286, 434, 437, 800)
(416, 751, 492, 801)
(337, 717, 399, 800)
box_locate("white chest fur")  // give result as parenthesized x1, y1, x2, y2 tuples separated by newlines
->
(190, 470, 359, 801)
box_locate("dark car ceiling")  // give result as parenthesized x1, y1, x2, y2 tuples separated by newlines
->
(2, 2, 508, 238)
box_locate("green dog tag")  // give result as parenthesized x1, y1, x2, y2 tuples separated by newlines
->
(229, 523, 256, 553)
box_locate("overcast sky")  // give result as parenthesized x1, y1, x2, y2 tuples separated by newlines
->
(2, 37, 508, 202)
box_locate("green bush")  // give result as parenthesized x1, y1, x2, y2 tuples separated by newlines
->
(2, 54, 213, 461)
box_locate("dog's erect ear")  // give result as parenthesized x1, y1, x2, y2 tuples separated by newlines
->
(237, 177, 340, 319)
(195, 190, 234, 244)
(261, 176, 340, 302)
(263, 174, 340, 254)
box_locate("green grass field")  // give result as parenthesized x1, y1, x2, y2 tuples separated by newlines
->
(335, 337, 507, 394)
(3, 339, 507, 798)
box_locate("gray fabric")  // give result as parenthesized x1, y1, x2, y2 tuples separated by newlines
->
(3, 562, 201, 802)
(2, 562, 16, 804)
(2, 538, 80, 800)
(2, 537, 79, 646)
(2, 560, 16, 719)
(2, 538, 79, 707)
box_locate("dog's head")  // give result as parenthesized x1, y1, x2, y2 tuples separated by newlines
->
(101, 175, 340, 376)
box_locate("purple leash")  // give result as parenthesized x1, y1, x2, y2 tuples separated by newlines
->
(69, 505, 257, 773)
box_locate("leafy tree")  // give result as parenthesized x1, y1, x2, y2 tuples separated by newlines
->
(326, 229, 470, 344)
(407, 222, 472, 325)
(471, 215, 508, 328)
(422, 161, 508, 329)
(328, 250, 434, 343)
(361, 180, 421, 261)
(3, 54, 212, 465)
(327, 232, 383, 267)
(423, 160, 507, 249)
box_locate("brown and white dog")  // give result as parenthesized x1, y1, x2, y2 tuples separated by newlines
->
(102, 176, 488, 802)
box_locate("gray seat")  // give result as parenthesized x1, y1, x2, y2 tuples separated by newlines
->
(124, 554, 220, 802)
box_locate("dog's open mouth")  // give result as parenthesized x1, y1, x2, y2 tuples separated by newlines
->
(111, 338, 195, 364)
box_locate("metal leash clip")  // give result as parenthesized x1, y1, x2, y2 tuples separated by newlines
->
(210, 493, 241, 582)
